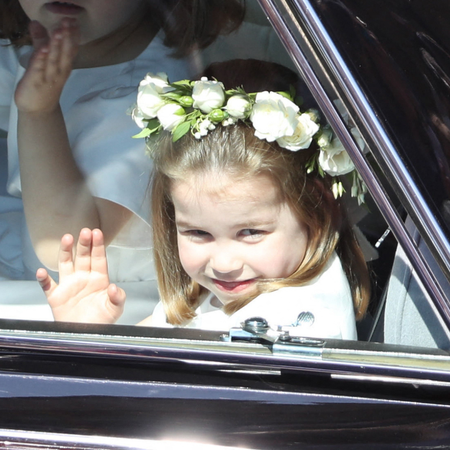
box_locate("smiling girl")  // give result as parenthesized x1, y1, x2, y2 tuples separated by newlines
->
(36, 64, 371, 339)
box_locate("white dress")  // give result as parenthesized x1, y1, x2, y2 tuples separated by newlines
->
(152, 252, 357, 340)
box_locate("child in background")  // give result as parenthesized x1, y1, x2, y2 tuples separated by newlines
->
(0, 0, 244, 281)
(37, 61, 370, 339)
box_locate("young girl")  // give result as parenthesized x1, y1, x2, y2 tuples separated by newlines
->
(37, 65, 371, 339)
(0, 0, 244, 281)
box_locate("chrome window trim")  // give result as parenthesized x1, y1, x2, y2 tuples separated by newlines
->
(256, 0, 450, 330)
(1, 327, 450, 381)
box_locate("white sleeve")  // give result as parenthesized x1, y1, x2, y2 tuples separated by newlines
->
(0, 41, 21, 131)
(65, 86, 153, 247)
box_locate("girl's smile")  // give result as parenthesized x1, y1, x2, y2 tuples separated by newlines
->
(212, 278, 257, 294)
(171, 172, 309, 306)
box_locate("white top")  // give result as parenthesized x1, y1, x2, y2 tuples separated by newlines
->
(152, 252, 357, 340)
(2, 31, 195, 238)
(0, 32, 195, 280)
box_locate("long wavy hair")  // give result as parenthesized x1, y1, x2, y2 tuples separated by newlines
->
(151, 123, 371, 325)
(0, 0, 245, 52)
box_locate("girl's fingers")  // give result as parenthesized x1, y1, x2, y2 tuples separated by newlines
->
(64, 18, 81, 59)
(29, 20, 50, 51)
(107, 283, 127, 307)
(58, 233, 76, 278)
(36, 268, 58, 297)
(26, 46, 49, 83)
(44, 19, 78, 83)
(73, 228, 93, 272)
(45, 29, 64, 82)
(90, 228, 109, 275)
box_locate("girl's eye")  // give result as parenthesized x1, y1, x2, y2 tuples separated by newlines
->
(190, 230, 210, 236)
(240, 229, 264, 238)
(179, 229, 211, 239)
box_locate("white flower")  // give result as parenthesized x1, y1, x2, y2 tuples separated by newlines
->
(157, 103, 186, 131)
(316, 126, 333, 148)
(137, 72, 173, 119)
(197, 118, 213, 136)
(349, 126, 366, 153)
(250, 91, 299, 142)
(222, 118, 237, 126)
(318, 136, 355, 176)
(226, 94, 252, 119)
(192, 78, 225, 113)
(128, 104, 146, 129)
(276, 113, 319, 151)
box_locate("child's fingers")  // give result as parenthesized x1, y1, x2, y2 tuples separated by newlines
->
(59, 30, 77, 74)
(45, 19, 78, 82)
(90, 228, 109, 275)
(62, 17, 81, 56)
(73, 228, 94, 272)
(29, 20, 50, 51)
(107, 283, 127, 308)
(26, 46, 49, 83)
(58, 233, 76, 278)
(44, 29, 64, 82)
(36, 268, 58, 297)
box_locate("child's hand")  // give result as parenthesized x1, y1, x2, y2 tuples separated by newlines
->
(15, 18, 80, 114)
(36, 228, 126, 324)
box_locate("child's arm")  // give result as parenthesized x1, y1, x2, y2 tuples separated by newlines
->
(15, 19, 132, 271)
(37, 228, 126, 323)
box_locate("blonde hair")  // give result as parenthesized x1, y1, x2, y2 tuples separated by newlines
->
(151, 123, 370, 325)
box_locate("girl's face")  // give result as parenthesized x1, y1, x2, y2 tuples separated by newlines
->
(171, 172, 309, 306)
(18, 0, 147, 45)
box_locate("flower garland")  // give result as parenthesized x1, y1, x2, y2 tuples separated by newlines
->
(130, 73, 367, 204)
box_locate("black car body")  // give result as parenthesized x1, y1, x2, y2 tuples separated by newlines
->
(1, 0, 450, 448)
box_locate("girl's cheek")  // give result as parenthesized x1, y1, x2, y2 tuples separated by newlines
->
(177, 239, 200, 273)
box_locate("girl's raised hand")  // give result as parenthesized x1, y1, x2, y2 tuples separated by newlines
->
(36, 228, 126, 324)
(15, 18, 80, 114)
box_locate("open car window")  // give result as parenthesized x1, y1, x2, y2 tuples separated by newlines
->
(0, 0, 450, 376)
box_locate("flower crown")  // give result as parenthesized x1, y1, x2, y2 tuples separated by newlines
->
(130, 73, 367, 204)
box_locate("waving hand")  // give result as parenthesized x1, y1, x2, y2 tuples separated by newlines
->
(37, 229, 126, 323)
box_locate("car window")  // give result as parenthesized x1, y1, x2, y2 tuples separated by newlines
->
(266, 0, 450, 341)
(0, 0, 449, 364)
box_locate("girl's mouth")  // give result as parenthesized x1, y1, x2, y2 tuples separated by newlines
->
(45, 2, 84, 15)
(212, 278, 256, 294)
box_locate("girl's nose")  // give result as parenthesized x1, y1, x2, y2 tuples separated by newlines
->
(210, 248, 243, 275)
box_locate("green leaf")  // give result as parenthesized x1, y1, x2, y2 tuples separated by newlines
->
(289, 84, 296, 101)
(277, 90, 293, 101)
(172, 121, 191, 142)
(132, 128, 152, 139)
(171, 79, 191, 86)
(162, 92, 182, 101)
(146, 118, 161, 132)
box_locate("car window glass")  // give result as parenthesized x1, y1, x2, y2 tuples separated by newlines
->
(0, 0, 448, 356)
